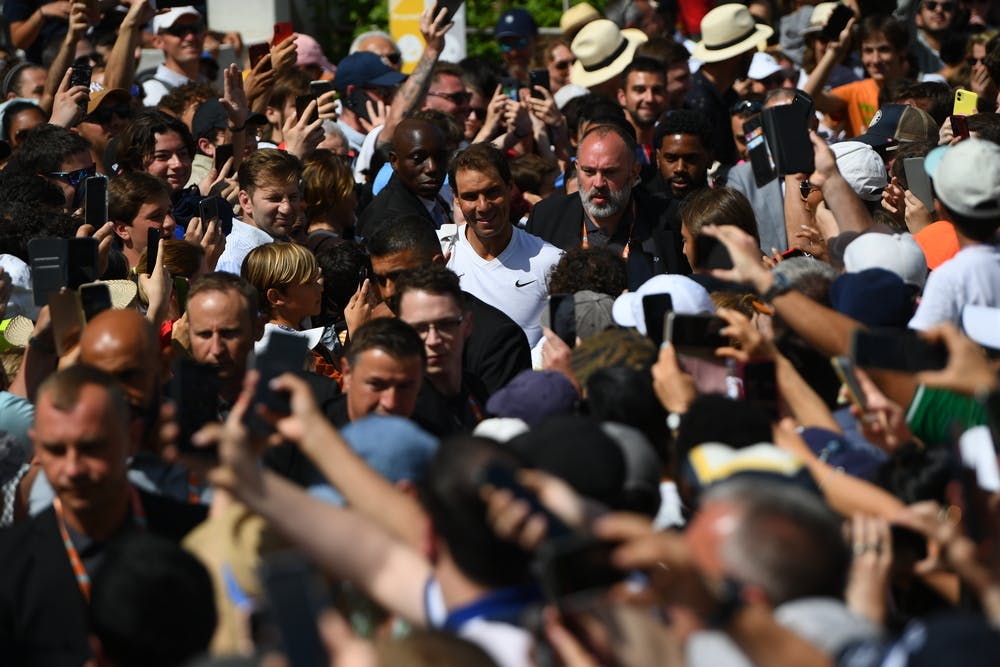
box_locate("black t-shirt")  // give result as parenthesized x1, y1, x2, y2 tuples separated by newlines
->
(684, 68, 739, 168)
(462, 292, 531, 397)
(3, 0, 65, 64)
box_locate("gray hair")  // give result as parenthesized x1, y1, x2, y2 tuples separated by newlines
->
(349, 30, 397, 54)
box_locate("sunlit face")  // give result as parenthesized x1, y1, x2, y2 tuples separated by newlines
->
(11, 66, 45, 99)
(548, 44, 575, 89)
(371, 248, 427, 301)
(425, 74, 470, 122)
(397, 290, 470, 382)
(916, 0, 955, 33)
(343, 348, 423, 422)
(144, 130, 192, 191)
(272, 273, 323, 324)
(454, 167, 512, 242)
(618, 70, 668, 128)
(116, 193, 175, 259)
(186, 289, 255, 385)
(860, 35, 906, 82)
(657, 133, 711, 199)
(6, 106, 45, 146)
(577, 132, 639, 218)
(239, 178, 303, 240)
(155, 15, 206, 67)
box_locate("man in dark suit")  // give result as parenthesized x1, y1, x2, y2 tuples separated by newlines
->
(526, 124, 689, 290)
(0, 365, 206, 664)
(356, 118, 451, 240)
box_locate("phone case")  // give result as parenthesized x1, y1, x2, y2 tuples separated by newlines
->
(743, 117, 776, 187)
(28, 239, 67, 306)
(954, 89, 979, 116)
(902, 157, 934, 213)
(761, 104, 814, 176)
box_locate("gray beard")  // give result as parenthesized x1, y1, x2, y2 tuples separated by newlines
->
(580, 185, 631, 219)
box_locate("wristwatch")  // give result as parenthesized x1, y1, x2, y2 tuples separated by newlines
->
(760, 271, 793, 303)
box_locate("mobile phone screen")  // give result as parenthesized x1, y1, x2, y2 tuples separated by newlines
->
(146, 227, 160, 276)
(84, 176, 108, 229)
(642, 293, 673, 347)
(666, 313, 728, 351)
(273, 22, 294, 45)
(79, 282, 112, 322)
(850, 328, 948, 372)
(214, 144, 234, 173)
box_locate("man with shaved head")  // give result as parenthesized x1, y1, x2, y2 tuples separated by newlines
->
(356, 118, 451, 240)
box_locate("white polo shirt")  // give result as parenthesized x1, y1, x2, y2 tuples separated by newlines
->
(447, 225, 562, 347)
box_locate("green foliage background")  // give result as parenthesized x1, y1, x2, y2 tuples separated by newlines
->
(300, 0, 605, 62)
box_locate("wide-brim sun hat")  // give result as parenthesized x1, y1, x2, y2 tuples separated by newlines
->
(570, 19, 648, 89)
(693, 3, 773, 63)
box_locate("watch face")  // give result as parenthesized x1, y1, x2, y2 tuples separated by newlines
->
(667, 412, 682, 431)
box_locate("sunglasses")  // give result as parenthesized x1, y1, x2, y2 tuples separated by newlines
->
(500, 37, 530, 52)
(47, 164, 96, 188)
(552, 59, 575, 70)
(382, 52, 402, 65)
(730, 99, 763, 115)
(159, 21, 206, 38)
(410, 315, 464, 339)
(922, 1, 955, 10)
(427, 90, 472, 106)
(84, 105, 132, 125)
(967, 56, 985, 67)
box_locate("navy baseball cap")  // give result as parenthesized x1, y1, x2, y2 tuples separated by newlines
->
(333, 52, 407, 91)
(495, 8, 538, 39)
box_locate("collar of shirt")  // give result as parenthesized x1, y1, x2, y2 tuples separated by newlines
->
(154, 63, 195, 88)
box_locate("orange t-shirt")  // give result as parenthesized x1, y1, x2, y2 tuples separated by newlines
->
(831, 78, 881, 138)
(914, 220, 960, 270)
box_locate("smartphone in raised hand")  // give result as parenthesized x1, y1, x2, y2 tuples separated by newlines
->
(273, 22, 294, 46)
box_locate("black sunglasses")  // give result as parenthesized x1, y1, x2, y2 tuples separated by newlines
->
(47, 164, 96, 188)
(730, 99, 763, 115)
(382, 52, 402, 65)
(923, 0, 955, 10)
(160, 21, 206, 37)
(427, 90, 472, 106)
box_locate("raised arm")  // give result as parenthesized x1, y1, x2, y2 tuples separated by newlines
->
(802, 17, 854, 116)
(102, 0, 156, 92)
(40, 0, 88, 114)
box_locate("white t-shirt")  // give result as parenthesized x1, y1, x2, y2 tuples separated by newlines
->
(447, 225, 562, 346)
(215, 218, 274, 275)
(909, 243, 1000, 330)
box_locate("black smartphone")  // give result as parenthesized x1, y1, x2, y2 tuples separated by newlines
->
(743, 116, 776, 187)
(84, 175, 108, 229)
(476, 460, 572, 539)
(252, 330, 309, 416)
(213, 144, 234, 173)
(146, 227, 160, 276)
(781, 248, 808, 260)
(500, 76, 520, 102)
(740, 360, 779, 420)
(529, 69, 550, 99)
(850, 328, 948, 373)
(820, 4, 854, 42)
(309, 80, 333, 98)
(273, 22, 294, 46)
(356, 265, 369, 289)
(761, 103, 814, 176)
(259, 552, 328, 667)
(642, 293, 673, 347)
(831, 355, 867, 412)
(198, 196, 219, 226)
(536, 534, 625, 607)
(694, 234, 733, 270)
(549, 293, 576, 347)
(28, 239, 66, 307)
(665, 312, 729, 351)
(248, 42, 271, 70)
(79, 282, 112, 321)
(67, 237, 99, 289)
(434, 0, 464, 25)
(903, 156, 934, 212)
(951, 114, 970, 140)
(295, 94, 316, 124)
(170, 357, 222, 455)
(69, 64, 92, 89)
(344, 88, 372, 123)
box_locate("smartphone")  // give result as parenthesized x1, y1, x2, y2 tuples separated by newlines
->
(953, 89, 978, 116)
(820, 3, 854, 42)
(981, 388, 1000, 455)
(831, 355, 867, 412)
(902, 156, 934, 212)
(213, 144, 234, 173)
(500, 76, 520, 102)
(743, 116, 776, 188)
(951, 114, 970, 140)
(252, 330, 309, 416)
(356, 265, 369, 290)
(475, 460, 572, 539)
(79, 282, 112, 321)
(48, 290, 84, 357)
(28, 239, 66, 306)
(781, 248, 808, 260)
(761, 103, 814, 176)
(850, 328, 948, 373)
(309, 80, 333, 98)
(259, 552, 328, 667)
(170, 357, 223, 455)
(146, 227, 160, 276)
(740, 360, 779, 420)
(84, 175, 108, 229)
(536, 534, 625, 607)
(69, 64, 92, 89)
(529, 69, 550, 99)
(641, 293, 673, 347)
(343, 88, 372, 123)
(67, 237, 99, 289)
(295, 94, 316, 124)
(549, 293, 577, 348)
(248, 42, 271, 70)
(434, 0, 464, 25)
(198, 196, 219, 226)
(273, 22, 294, 46)
(665, 312, 729, 351)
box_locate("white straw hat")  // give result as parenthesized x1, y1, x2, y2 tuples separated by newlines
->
(692, 4, 773, 63)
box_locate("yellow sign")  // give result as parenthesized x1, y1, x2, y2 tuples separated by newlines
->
(389, 0, 427, 73)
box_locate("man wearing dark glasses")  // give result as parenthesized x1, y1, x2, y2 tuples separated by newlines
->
(350, 30, 404, 73)
(494, 8, 538, 82)
(76, 88, 132, 176)
(7, 123, 94, 211)
(913, 0, 956, 75)
(142, 6, 208, 107)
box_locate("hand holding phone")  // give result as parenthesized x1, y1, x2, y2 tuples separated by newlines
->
(146, 227, 161, 276)
(273, 22, 294, 46)
(820, 3, 854, 42)
(641, 293, 673, 347)
(434, 0, 464, 25)
(529, 69, 550, 99)
(213, 144, 234, 174)
(69, 64, 92, 90)
(249, 42, 271, 70)
(84, 176, 108, 229)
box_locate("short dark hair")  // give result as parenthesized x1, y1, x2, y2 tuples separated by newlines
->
(37, 364, 130, 425)
(6, 124, 91, 174)
(345, 317, 426, 367)
(1, 100, 44, 143)
(115, 110, 195, 174)
(157, 81, 219, 118)
(0, 201, 79, 260)
(546, 246, 628, 296)
(108, 171, 172, 226)
(0, 170, 65, 208)
(391, 265, 465, 315)
(859, 15, 909, 52)
(267, 68, 311, 110)
(314, 241, 370, 328)
(622, 55, 668, 82)
(940, 203, 1000, 242)
(90, 534, 216, 667)
(366, 214, 442, 261)
(652, 109, 713, 154)
(636, 37, 691, 68)
(680, 186, 761, 248)
(448, 142, 511, 194)
(237, 148, 302, 195)
(188, 272, 261, 321)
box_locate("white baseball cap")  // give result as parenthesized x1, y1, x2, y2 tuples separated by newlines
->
(152, 6, 202, 33)
(843, 232, 928, 289)
(962, 304, 1000, 351)
(830, 141, 887, 202)
(924, 139, 1000, 220)
(612, 274, 715, 335)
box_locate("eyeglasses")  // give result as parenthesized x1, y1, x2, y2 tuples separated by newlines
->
(730, 99, 763, 115)
(427, 90, 472, 106)
(799, 180, 818, 198)
(159, 21, 206, 38)
(500, 37, 530, 52)
(47, 164, 96, 188)
(84, 105, 132, 126)
(470, 107, 487, 120)
(410, 315, 464, 339)
(922, 1, 955, 11)
(552, 59, 575, 70)
(381, 52, 402, 65)
(967, 56, 985, 67)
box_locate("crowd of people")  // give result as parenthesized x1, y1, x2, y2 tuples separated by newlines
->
(0, 0, 1000, 664)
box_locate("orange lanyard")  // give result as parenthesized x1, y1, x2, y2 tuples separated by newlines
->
(467, 395, 485, 424)
(53, 486, 147, 602)
(187, 470, 202, 505)
(580, 201, 635, 259)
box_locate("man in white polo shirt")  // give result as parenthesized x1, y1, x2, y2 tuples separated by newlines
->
(446, 143, 562, 346)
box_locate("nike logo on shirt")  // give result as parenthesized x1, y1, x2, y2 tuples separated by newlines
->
(515, 280, 537, 288)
